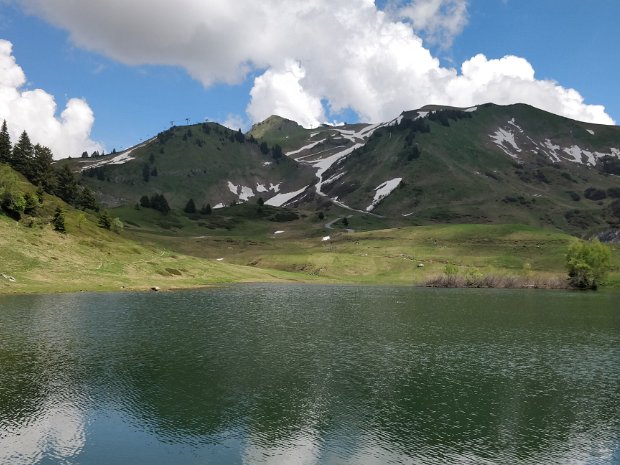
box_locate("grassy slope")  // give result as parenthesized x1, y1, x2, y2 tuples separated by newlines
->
(109, 203, 620, 288)
(0, 165, 310, 295)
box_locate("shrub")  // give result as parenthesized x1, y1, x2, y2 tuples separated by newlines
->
(566, 239, 612, 289)
(584, 187, 607, 201)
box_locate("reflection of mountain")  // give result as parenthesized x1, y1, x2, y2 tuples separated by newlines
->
(0, 287, 619, 463)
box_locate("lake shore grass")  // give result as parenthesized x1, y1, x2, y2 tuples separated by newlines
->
(1, 215, 619, 295)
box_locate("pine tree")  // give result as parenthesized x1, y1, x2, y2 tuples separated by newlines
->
(79, 186, 98, 211)
(200, 203, 212, 215)
(11, 131, 34, 177)
(98, 210, 112, 230)
(0, 120, 11, 164)
(55, 164, 79, 205)
(31, 144, 55, 191)
(52, 207, 66, 233)
(183, 198, 196, 214)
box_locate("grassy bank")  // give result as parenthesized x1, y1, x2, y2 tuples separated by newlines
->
(2, 204, 619, 296)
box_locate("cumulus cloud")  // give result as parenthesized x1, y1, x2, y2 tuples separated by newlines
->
(395, 0, 469, 48)
(0, 39, 102, 159)
(17, 0, 615, 126)
(220, 113, 249, 132)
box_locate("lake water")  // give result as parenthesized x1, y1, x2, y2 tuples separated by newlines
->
(0, 285, 618, 464)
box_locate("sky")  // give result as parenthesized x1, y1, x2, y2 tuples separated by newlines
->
(0, 0, 619, 159)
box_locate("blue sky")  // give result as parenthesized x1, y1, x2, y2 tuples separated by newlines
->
(0, 1, 618, 157)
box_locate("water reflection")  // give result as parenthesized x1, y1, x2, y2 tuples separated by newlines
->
(0, 286, 618, 464)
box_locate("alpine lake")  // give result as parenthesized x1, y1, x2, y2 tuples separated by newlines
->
(0, 284, 618, 464)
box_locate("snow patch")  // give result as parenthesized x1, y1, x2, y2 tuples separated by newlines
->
(274, 230, 285, 234)
(507, 118, 524, 133)
(490, 128, 521, 159)
(543, 139, 561, 162)
(366, 178, 402, 212)
(286, 139, 325, 156)
(322, 236, 331, 242)
(586, 129, 595, 136)
(417, 111, 429, 118)
(239, 185, 255, 201)
(464, 106, 477, 112)
(269, 183, 280, 193)
(79, 138, 155, 171)
(263, 161, 272, 166)
(402, 212, 415, 217)
(323, 172, 345, 185)
(256, 183, 268, 193)
(227, 181, 239, 195)
(265, 185, 308, 207)
(213, 203, 225, 209)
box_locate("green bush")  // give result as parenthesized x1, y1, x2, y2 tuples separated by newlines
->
(566, 239, 612, 289)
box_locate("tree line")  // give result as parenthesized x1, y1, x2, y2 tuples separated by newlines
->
(0, 120, 99, 212)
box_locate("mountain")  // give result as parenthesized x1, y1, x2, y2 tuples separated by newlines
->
(62, 122, 315, 210)
(68, 103, 620, 236)
(250, 103, 620, 236)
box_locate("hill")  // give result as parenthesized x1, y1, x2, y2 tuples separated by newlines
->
(61, 122, 315, 210)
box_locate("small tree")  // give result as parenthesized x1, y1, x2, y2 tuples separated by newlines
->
(184, 198, 197, 214)
(200, 203, 212, 215)
(98, 210, 112, 230)
(52, 207, 66, 233)
(566, 239, 612, 289)
(257, 197, 264, 206)
(342, 217, 349, 227)
(140, 195, 151, 208)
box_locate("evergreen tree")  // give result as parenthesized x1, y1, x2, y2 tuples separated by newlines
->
(23, 192, 39, 215)
(259, 141, 269, 154)
(142, 163, 150, 182)
(0, 120, 11, 164)
(52, 207, 66, 233)
(184, 198, 197, 214)
(79, 186, 98, 211)
(139, 195, 151, 208)
(31, 144, 55, 191)
(200, 203, 212, 215)
(149, 193, 170, 214)
(55, 164, 79, 205)
(257, 197, 264, 206)
(98, 210, 112, 230)
(11, 131, 34, 177)
(271, 144, 283, 161)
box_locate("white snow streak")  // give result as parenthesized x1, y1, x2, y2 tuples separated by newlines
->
(79, 138, 155, 171)
(464, 106, 477, 112)
(265, 185, 308, 207)
(366, 178, 402, 212)
(586, 129, 595, 135)
(286, 139, 325, 156)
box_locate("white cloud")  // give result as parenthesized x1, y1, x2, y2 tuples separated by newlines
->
(396, 0, 469, 48)
(17, 0, 615, 127)
(247, 61, 325, 127)
(0, 39, 102, 159)
(220, 113, 248, 132)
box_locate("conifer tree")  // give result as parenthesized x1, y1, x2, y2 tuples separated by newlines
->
(0, 120, 11, 164)
(184, 198, 196, 214)
(11, 130, 34, 176)
(31, 144, 55, 191)
(55, 164, 79, 205)
(52, 207, 66, 233)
